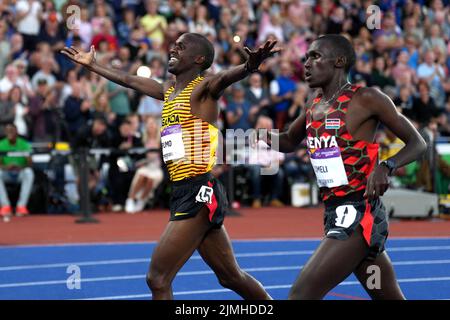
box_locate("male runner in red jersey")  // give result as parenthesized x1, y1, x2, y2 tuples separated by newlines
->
(264, 34, 426, 299)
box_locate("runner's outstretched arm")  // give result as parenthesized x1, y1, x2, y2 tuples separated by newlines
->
(360, 87, 427, 200)
(260, 95, 312, 153)
(60, 45, 165, 100)
(206, 40, 281, 99)
(267, 108, 307, 153)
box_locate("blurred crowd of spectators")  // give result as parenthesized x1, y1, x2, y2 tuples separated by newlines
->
(0, 0, 449, 212)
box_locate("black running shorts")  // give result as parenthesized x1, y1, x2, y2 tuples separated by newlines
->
(169, 172, 228, 228)
(323, 191, 389, 260)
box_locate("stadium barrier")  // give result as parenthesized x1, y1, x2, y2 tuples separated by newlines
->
(0, 146, 160, 223)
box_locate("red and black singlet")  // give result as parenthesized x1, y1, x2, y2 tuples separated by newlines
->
(305, 85, 379, 201)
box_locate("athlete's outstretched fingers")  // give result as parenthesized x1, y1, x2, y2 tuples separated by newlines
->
(63, 47, 76, 55)
(354, 251, 405, 300)
(289, 226, 369, 300)
(147, 207, 211, 299)
(269, 40, 277, 50)
(60, 47, 75, 58)
(198, 226, 271, 300)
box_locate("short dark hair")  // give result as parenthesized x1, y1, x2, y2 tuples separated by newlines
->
(316, 34, 356, 72)
(186, 33, 215, 71)
(418, 79, 430, 91)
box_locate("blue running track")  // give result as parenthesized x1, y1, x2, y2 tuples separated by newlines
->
(1, 238, 450, 300)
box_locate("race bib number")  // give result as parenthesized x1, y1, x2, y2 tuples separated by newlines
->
(309, 147, 349, 188)
(161, 125, 185, 162)
(196, 186, 213, 204)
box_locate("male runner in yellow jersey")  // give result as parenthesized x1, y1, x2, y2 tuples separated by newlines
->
(61, 33, 278, 300)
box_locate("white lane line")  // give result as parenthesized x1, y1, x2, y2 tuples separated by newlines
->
(394, 259, 450, 266)
(2, 245, 450, 272)
(83, 276, 450, 300)
(0, 258, 150, 271)
(338, 276, 450, 286)
(0, 251, 314, 272)
(83, 285, 293, 300)
(0, 266, 303, 289)
(0, 275, 144, 288)
(0, 251, 316, 271)
(3, 259, 450, 289)
(388, 245, 450, 252)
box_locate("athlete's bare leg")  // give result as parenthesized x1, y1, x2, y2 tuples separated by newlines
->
(288, 226, 369, 300)
(198, 225, 272, 300)
(146, 207, 211, 299)
(354, 251, 405, 300)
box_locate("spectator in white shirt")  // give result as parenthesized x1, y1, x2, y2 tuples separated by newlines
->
(245, 72, 271, 122)
(248, 115, 285, 208)
(0, 20, 10, 78)
(0, 65, 19, 98)
(417, 50, 446, 108)
(15, 0, 42, 51)
(12, 59, 34, 101)
(9, 86, 29, 138)
(31, 57, 57, 90)
(0, 65, 30, 99)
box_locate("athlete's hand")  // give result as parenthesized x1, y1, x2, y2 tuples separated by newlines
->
(244, 40, 281, 72)
(364, 164, 390, 202)
(60, 45, 96, 67)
